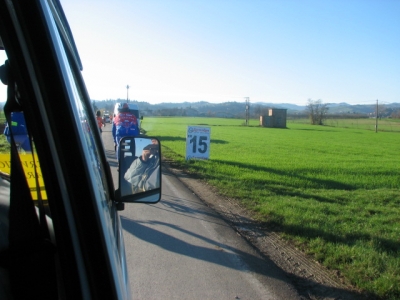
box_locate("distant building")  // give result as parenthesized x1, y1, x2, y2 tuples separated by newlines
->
(260, 108, 287, 128)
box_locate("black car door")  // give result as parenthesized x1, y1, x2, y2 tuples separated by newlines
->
(0, 0, 129, 299)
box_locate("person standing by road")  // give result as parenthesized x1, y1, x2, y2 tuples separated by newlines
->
(112, 103, 139, 160)
(95, 110, 103, 133)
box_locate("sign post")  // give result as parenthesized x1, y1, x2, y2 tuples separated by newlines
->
(186, 126, 210, 160)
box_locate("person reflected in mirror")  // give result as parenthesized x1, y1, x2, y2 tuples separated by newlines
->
(124, 141, 160, 193)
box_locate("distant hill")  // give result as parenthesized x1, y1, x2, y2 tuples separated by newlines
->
(3, 100, 400, 117)
(139, 101, 400, 117)
(252, 102, 306, 112)
(127, 101, 400, 117)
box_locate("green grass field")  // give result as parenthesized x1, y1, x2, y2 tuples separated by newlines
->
(289, 117, 400, 132)
(142, 116, 400, 300)
(1, 110, 10, 152)
(0, 133, 9, 153)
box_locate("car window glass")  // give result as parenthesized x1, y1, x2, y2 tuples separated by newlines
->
(0, 53, 46, 202)
(45, 2, 112, 210)
(59, 41, 110, 206)
(46, 7, 127, 285)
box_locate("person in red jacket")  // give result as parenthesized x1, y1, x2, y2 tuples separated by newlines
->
(112, 103, 139, 160)
(96, 110, 103, 133)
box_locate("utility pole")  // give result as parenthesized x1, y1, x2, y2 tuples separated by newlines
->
(375, 99, 378, 133)
(245, 97, 250, 126)
(126, 85, 130, 102)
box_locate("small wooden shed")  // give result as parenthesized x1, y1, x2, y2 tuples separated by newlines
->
(260, 108, 287, 128)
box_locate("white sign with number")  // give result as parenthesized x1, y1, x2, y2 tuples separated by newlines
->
(186, 126, 210, 160)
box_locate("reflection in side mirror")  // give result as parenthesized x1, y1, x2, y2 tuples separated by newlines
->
(116, 136, 161, 203)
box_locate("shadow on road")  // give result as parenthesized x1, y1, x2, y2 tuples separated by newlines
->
(121, 213, 368, 300)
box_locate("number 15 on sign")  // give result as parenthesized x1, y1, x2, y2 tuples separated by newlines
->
(186, 126, 210, 160)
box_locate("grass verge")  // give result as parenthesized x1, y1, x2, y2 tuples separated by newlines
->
(0, 134, 10, 153)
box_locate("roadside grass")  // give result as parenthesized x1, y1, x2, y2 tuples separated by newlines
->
(289, 117, 400, 132)
(144, 117, 400, 300)
(1, 110, 7, 153)
(0, 134, 9, 153)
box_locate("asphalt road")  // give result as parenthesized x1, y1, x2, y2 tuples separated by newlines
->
(101, 125, 300, 300)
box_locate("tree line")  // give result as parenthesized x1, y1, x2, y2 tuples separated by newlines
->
(89, 99, 400, 125)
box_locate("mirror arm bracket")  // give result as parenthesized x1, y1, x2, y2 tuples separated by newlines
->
(116, 202, 125, 211)
(114, 188, 124, 210)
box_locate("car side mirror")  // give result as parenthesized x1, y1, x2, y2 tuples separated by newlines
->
(140, 116, 143, 120)
(115, 136, 161, 203)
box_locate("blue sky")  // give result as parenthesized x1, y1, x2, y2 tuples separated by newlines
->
(2, 1, 400, 105)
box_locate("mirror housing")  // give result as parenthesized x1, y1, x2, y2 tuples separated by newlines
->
(115, 136, 161, 203)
